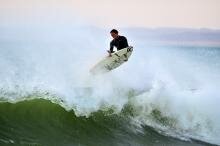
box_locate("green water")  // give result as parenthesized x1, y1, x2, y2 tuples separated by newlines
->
(0, 99, 214, 146)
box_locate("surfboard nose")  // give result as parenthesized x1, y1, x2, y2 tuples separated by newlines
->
(127, 46, 133, 52)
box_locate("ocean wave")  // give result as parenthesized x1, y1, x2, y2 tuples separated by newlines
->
(0, 97, 215, 146)
(0, 90, 218, 146)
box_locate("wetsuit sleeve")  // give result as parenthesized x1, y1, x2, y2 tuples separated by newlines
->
(123, 36, 129, 47)
(110, 41, 114, 53)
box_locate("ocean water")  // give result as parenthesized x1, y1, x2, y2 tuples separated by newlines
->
(0, 26, 220, 146)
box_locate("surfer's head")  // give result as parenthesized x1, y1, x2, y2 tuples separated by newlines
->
(110, 29, 119, 39)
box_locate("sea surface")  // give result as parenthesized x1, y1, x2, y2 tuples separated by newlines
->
(0, 27, 220, 146)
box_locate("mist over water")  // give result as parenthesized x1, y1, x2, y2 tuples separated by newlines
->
(0, 16, 220, 145)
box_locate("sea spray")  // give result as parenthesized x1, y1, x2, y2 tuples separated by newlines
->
(1, 22, 220, 145)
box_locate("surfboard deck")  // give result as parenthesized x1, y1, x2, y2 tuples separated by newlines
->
(90, 46, 133, 75)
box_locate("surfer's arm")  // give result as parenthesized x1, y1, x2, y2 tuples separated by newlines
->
(109, 41, 114, 53)
(122, 36, 129, 47)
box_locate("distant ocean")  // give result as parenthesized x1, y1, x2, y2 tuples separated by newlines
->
(0, 26, 220, 146)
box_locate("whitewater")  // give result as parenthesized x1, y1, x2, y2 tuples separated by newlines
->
(0, 23, 220, 146)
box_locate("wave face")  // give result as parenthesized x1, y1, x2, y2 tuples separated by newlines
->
(0, 98, 216, 146)
(0, 25, 220, 146)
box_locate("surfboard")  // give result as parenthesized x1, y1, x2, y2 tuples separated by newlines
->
(90, 46, 133, 74)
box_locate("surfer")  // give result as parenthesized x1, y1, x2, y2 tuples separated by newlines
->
(90, 29, 133, 74)
(108, 29, 129, 56)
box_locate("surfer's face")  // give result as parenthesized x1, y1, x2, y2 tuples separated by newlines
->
(110, 32, 118, 39)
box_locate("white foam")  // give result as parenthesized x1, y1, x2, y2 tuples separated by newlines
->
(0, 20, 220, 145)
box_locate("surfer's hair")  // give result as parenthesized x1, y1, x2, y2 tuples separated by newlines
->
(110, 29, 118, 34)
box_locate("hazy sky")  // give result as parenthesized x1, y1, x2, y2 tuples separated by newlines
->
(0, 0, 220, 28)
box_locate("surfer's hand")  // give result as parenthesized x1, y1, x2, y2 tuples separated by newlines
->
(107, 50, 112, 57)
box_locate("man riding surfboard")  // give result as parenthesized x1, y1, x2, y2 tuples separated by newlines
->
(90, 29, 133, 74)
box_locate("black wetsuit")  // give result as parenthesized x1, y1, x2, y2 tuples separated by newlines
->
(110, 36, 128, 53)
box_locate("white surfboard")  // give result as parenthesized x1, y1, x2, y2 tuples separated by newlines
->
(90, 46, 133, 74)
